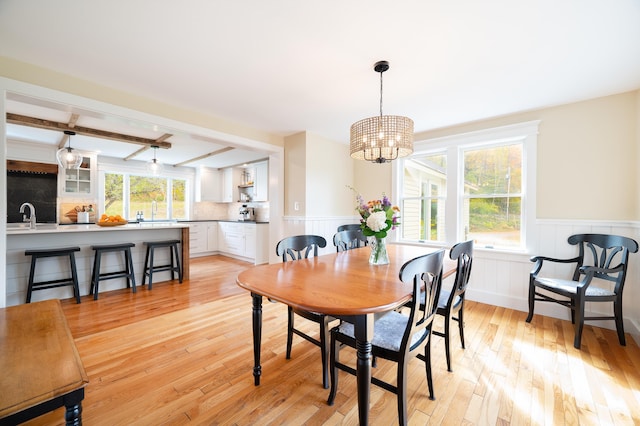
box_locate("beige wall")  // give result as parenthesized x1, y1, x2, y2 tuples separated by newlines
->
(353, 160, 392, 206)
(415, 90, 640, 221)
(305, 132, 354, 217)
(283, 132, 306, 216)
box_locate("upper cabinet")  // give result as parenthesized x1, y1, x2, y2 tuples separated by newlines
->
(199, 167, 222, 202)
(253, 161, 268, 202)
(222, 167, 243, 202)
(58, 152, 97, 198)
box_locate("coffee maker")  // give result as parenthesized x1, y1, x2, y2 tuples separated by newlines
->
(238, 205, 255, 221)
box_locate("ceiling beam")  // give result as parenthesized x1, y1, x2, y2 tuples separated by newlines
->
(172, 147, 235, 167)
(123, 133, 173, 160)
(7, 113, 172, 149)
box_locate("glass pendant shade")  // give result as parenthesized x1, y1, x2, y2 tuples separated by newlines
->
(146, 146, 164, 175)
(56, 131, 83, 169)
(350, 60, 413, 163)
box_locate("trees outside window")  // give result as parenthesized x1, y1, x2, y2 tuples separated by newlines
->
(104, 172, 186, 221)
(397, 121, 538, 251)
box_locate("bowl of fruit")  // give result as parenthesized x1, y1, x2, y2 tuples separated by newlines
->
(96, 214, 128, 226)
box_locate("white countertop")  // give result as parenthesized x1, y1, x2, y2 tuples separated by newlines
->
(6, 222, 189, 235)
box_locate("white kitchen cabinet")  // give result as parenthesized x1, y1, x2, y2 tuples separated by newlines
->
(218, 221, 268, 264)
(253, 161, 269, 201)
(189, 222, 208, 255)
(59, 152, 97, 198)
(199, 167, 221, 202)
(206, 222, 218, 251)
(222, 167, 243, 202)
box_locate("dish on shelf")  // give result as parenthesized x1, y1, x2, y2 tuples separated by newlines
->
(96, 220, 128, 227)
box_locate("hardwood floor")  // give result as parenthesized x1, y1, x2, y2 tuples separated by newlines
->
(24, 255, 640, 425)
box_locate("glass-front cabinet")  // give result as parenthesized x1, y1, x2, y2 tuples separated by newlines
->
(59, 152, 97, 197)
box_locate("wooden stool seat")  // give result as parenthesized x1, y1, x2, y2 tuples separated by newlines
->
(25, 247, 81, 304)
(142, 240, 182, 290)
(90, 243, 136, 300)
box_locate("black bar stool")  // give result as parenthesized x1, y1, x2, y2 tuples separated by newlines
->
(90, 243, 136, 300)
(142, 240, 183, 290)
(24, 247, 82, 304)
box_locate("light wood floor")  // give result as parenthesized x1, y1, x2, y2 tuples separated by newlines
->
(24, 255, 640, 425)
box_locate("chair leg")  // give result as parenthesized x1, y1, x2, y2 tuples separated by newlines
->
(573, 298, 585, 349)
(327, 332, 339, 406)
(286, 306, 294, 359)
(525, 279, 535, 322)
(444, 313, 452, 372)
(613, 299, 626, 346)
(397, 359, 408, 426)
(91, 251, 101, 300)
(173, 243, 183, 283)
(458, 306, 466, 349)
(126, 248, 137, 293)
(425, 337, 435, 400)
(142, 246, 151, 286)
(26, 257, 37, 303)
(319, 318, 330, 389)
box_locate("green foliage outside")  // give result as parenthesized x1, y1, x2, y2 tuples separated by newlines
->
(103, 173, 186, 220)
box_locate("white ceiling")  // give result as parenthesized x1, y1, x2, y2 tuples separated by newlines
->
(1, 1, 640, 168)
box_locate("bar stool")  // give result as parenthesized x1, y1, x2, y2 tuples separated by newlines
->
(142, 240, 183, 290)
(24, 247, 81, 304)
(90, 243, 136, 300)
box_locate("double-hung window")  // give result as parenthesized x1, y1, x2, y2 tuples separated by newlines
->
(397, 121, 538, 251)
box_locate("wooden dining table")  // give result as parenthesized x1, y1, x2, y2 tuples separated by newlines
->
(236, 243, 454, 425)
(0, 299, 89, 426)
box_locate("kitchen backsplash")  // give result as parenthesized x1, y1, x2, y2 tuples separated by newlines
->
(193, 201, 269, 222)
(59, 199, 98, 224)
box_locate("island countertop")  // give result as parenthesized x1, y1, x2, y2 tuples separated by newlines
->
(6, 222, 190, 235)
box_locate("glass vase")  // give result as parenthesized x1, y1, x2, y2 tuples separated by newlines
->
(368, 237, 389, 265)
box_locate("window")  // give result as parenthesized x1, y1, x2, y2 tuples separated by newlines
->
(401, 153, 447, 242)
(397, 121, 538, 251)
(103, 172, 187, 221)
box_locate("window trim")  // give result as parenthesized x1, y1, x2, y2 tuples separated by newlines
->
(394, 120, 539, 252)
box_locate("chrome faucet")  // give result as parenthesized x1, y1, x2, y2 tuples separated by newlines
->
(19, 202, 37, 229)
(151, 200, 157, 221)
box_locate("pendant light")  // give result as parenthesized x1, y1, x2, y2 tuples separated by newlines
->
(350, 60, 414, 163)
(146, 145, 164, 175)
(56, 130, 83, 169)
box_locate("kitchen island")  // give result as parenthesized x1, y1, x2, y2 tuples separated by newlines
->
(5, 223, 190, 306)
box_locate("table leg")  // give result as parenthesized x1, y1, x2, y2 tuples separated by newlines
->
(251, 292, 263, 386)
(63, 388, 84, 426)
(353, 314, 374, 426)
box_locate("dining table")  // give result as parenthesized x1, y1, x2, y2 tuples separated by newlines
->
(236, 243, 455, 425)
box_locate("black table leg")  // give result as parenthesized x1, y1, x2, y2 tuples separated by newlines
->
(251, 292, 263, 386)
(353, 314, 374, 426)
(64, 387, 84, 426)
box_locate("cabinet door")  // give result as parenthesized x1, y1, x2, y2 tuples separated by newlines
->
(207, 222, 218, 251)
(244, 224, 257, 259)
(222, 168, 242, 202)
(200, 168, 222, 202)
(253, 162, 268, 201)
(189, 223, 208, 254)
(59, 152, 96, 197)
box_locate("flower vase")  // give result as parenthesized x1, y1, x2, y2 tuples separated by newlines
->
(368, 237, 389, 265)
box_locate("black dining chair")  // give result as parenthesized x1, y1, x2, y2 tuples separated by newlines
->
(337, 223, 361, 232)
(328, 249, 445, 425)
(526, 233, 638, 349)
(332, 229, 368, 252)
(432, 240, 473, 372)
(276, 235, 334, 388)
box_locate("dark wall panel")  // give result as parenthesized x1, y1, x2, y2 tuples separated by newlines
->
(7, 172, 58, 223)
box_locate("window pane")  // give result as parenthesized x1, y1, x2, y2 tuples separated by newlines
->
(465, 196, 521, 248)
(172, 179, 186, 219)
(401, 153, 447, 242)
(103, 173, 124, 217)
(130, 176, 168, 220)
(464, 144, 521, 195)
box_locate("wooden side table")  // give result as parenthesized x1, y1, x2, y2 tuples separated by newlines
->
(0, 300, 89, 425)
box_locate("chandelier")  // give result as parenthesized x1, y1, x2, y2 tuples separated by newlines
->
(350, 60, 414, 163)
(56, 130, 83, 169)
